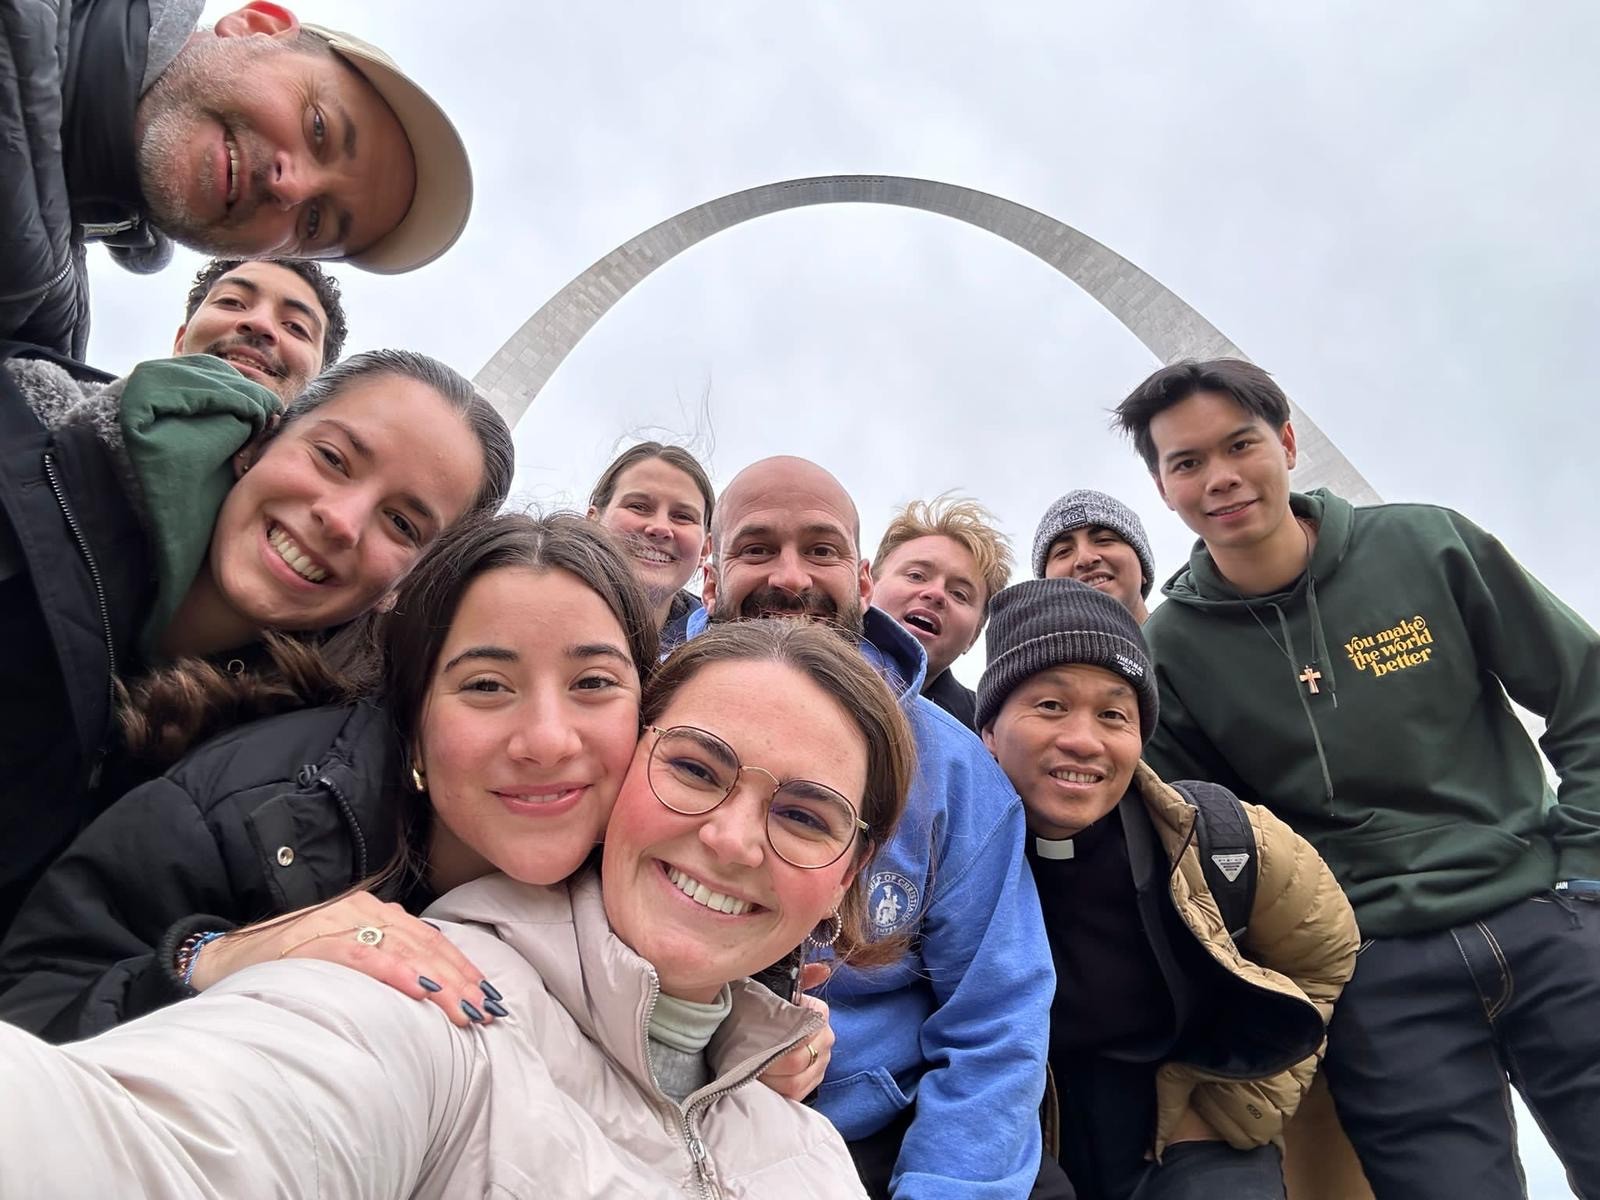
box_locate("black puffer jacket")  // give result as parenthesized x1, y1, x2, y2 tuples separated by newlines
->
(0, 701, 408, 1042)
(2, 0, 174, 357)
(0, 344, 152, 932)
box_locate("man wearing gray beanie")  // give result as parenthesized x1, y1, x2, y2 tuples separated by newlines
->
(977, 577, 1357, 1200)
(1031, 490, 1157, 625)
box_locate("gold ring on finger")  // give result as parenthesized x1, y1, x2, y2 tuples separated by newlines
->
(806, 1043, 819, 1068)
(354, 925, 387, 947)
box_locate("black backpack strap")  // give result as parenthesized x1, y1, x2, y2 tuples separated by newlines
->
(1172, 779, 1258, 943)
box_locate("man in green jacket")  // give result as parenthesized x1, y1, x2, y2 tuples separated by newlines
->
(1115, 357, 1600, 1199)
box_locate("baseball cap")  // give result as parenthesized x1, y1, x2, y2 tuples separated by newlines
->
(304, 24, 473, 274)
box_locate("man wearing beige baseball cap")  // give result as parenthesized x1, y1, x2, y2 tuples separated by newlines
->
(2, 0, 472, 357)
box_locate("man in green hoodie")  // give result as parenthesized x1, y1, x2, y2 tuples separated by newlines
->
(1115, 357, 1600, 1200)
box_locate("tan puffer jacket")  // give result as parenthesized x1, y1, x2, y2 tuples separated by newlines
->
(1132, 762, 1359, 1158)
(0, 870, 868, 1198)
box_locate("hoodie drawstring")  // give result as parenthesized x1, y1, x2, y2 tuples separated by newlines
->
(1269, 600, 1337, 810)
(1305, 572, 1340, 709)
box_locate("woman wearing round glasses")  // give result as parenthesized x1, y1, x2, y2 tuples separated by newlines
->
(3, 513, 835, 1103)
(0, 619, 913, 1197)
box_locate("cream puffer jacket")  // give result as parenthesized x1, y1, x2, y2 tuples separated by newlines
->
(1133, 763, 1360, 1158)
(0, 870, 867, 1198)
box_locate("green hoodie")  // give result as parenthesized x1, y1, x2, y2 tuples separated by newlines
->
(1143, 489, 1600, 937)
(118, 355, 281, 657)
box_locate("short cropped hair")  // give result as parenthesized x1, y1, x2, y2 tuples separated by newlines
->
(184, 259, 349, 365)
(1114, 358, 1291, 473)
(871, 493, 1014, 620)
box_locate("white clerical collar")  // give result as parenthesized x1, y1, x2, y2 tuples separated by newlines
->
(1034, 836, 1076, 860)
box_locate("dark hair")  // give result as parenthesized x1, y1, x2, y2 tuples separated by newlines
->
(185, 259, 350, 364)
(383, 513, 658, 761)
(375, 513, 657, 886)
(117, 375, 515, 766)
(1113, 358, 1291, 473)
(639, 621, 915, 970)
(271, 349, 515, 519)
(117, 626, 377, 765)
(590, 442, 715, 528)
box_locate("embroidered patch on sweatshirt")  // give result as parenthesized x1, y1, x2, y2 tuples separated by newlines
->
(868, 871, 920, 933)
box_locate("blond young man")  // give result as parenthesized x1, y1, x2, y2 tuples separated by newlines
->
(871, 495, 1014, 730)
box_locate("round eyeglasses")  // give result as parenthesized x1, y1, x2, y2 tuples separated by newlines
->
(646, 725, 868, 869)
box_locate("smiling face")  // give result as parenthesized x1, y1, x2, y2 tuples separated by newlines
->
(983, 664, 1142, 839)
(135, 7, 415, 260)
(205, 372, 483, 634)
(871, 534, 986, 680)
(602, 659, 866, 1002)
(1043, 526, 1147, 618)
(1150, 390, 1299, 556)
(706, 458, 871, 632)
(421, 567, 643, 891)
(173, 261, 327, 400)
(590, 457, 710, 602)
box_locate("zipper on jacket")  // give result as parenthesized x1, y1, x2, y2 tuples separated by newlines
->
(317, 773, 370, 881)
(0, 257, 74, 306)
(638, 980, 720, 1198)
(43, 452, 116, 787)
(640, 969, 822, 1199)
(683, 1124, 717, 1199)
(677, 1023, 823, 1199)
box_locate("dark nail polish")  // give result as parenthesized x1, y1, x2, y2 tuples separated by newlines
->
(417, 976, 442, 993)
(482, 998, 510, 1018)
(479, 979, 503, 1002)
(460, 999, 485, 1023)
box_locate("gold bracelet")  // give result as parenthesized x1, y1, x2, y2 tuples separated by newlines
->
(276, 928, 340, 960)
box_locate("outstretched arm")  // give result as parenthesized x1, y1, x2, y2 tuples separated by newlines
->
(0, 960, 477, 1197)
(0, 778, 241, 1040)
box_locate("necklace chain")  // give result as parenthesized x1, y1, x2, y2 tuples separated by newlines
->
(1234, 518, 1318, 683)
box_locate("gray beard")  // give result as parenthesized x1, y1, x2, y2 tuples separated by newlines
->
(135, 36, 286, 252)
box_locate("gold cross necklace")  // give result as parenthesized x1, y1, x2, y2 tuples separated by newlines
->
(1235, 518, 1324, 696)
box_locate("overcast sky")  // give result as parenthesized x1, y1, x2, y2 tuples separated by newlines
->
(84, 7, 1594, 1190)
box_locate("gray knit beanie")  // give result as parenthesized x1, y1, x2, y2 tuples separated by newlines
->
(1031, 489, 1156, 598)
(976, 578, 1159, 742)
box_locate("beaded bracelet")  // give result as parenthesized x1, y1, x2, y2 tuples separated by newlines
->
(176, 930, 226, 988)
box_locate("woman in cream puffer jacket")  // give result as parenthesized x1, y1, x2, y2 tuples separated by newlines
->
(3, 871, 861, 1199)
(0, 620, 919, 1198)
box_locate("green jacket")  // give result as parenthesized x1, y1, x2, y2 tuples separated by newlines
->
(1143, 489, 1600, 937)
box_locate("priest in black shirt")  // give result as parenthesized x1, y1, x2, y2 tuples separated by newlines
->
(976, 578, 1358, 1200)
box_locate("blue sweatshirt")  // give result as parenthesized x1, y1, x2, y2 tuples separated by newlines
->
(683, 607, 1053, 1198)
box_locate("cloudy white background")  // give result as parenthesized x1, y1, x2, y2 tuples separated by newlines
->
(85, 5, 1594, 1194)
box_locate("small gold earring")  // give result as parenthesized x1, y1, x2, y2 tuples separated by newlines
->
(411, 764, 426, 792)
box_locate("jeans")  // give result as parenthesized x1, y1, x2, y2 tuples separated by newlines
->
(1324, 892, 1600, 1199)
(1131, 1142, 1284, 1200)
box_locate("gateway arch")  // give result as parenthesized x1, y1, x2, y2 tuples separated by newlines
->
(476, 175, 1379, 504)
